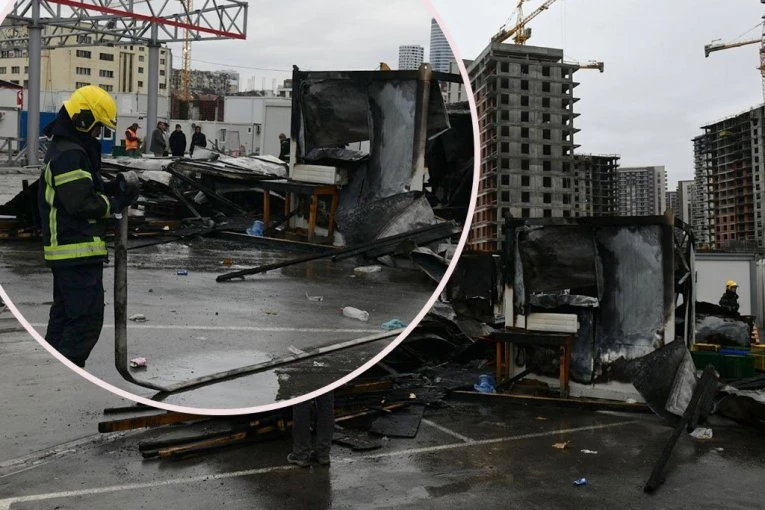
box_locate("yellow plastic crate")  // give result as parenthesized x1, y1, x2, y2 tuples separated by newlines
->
(754, 354, 765, 372)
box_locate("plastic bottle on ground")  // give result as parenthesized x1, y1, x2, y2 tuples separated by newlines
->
(342, 306, 369, 321)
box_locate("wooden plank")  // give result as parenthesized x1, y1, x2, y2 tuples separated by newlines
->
(97, 412, 208, 433)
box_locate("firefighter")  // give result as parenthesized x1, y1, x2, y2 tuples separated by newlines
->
(37, 85, 139, 367)
(719, 280, 740, 314)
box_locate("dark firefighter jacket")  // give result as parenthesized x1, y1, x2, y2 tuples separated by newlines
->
(719, 290, 740, 314)
(37, 107, 119, 267)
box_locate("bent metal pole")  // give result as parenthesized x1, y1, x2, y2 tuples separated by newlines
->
(114, 201, 165, 391)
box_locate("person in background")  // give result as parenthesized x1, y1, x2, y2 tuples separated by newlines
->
(37, 85, 139, 367)
(278, 133, 290, 162)
(287, 391, 334, 467)
(169, 124, 186, 157)
(124, 123, 141, 157)
(190, 125, 207, 156)
(719, 280, 740, 314)
(149, 121, 167, 157)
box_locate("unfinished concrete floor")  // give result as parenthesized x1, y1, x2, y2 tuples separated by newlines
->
(0, 236, 436, 409)
(1, 331, 763, 510)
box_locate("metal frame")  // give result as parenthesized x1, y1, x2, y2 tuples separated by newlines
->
(2, 0, 247, 164)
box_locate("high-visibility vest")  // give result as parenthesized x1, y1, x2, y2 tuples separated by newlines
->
(125, 128, 139, 150)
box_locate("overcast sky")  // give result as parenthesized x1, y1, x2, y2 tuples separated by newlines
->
(165, 0, 434, 91)
(431, 0, 765, 188)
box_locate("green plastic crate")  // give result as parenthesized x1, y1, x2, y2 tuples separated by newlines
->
(723, 355, 755, 379)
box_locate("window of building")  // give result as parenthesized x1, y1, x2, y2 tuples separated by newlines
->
(543, 209, 552, 217)
(501, 175, 510, 186)
(521, 80, 528, 90)
(520, 64, 528, 74)
(24, 66, 28, 73)
(521, 96, 529, 106)
(562, 178, 571, 188)
(500, 62, 509, 73)
(160, 59, 166, 65)
(501, 158, 509, 168)
(521, 208, 529, 217)
(501, 125, 510, 137)
(0, 67, 5, 74)
(75, 81, 90, 87)
(159, 83, 167, 90)
(542, 82, 550, 92)
(521, 175, 530, 186)
(521, 127, 529, 138)
(521, 143, 529, 154)
(23, 80, 28, 88)
(11, 66, 19, 74)
(139, 47, 145, 51)
(521, 111, 529, 122)
(500, 94, 509, 105)
(160, 70, 165, 76)
(521, 160, 530, 170)
(543, 129, 551, 140)
(542, 97, 550, 108)
(501, 110, 510, 121)
(543, 176, 553, 187)
(501, 142, 509, 153)
(521, 192, 530, 203)
(100, 84, 113, 91)
(543, 145, 551, 155)
(563, 210, 571, 217)
(139, 55, 145, 62)
(542, 113, 550, 123)
(138, 80, 144, 87)
(543, 160, 551, 171)
(138, 67, 144, 73)
(76, 50, 91, 58)
(501, 191, 510, 202)
(563, 195, 571, 204)
(100, 53, 114, 61)
(75, 67, 91, 75)
(99, 70, 114, 78)
(77, 35, 92, 44)
(501, 78, 509, 88)
(543, 193, 552, 203)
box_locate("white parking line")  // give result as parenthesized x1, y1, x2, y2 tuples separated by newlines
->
(0, 420, 635, 509)
(421, 419, 474, 443)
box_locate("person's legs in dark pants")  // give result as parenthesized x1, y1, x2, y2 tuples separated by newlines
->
(46, 264, 105, 367)
(288, 399, 313, 467)
(313, 391, 334, 465)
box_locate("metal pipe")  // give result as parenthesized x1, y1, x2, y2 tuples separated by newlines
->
(145, 23, 159, 154)
(411, 63, 433, 179)
(114, 203, 165, 391)
(27, 0, 42, 166)
(152, 329, 403, 398)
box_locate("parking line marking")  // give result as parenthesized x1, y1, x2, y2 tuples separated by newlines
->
(421, 419, 474, 443)
(0, 420, 635, 508)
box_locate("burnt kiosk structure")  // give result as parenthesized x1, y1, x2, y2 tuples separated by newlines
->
(500, 215, 695, 386)
(286, 65, 472, 245)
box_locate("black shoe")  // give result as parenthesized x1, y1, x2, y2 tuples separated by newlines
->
(287, 452, 311, 467)
(311, 451, 330, 466)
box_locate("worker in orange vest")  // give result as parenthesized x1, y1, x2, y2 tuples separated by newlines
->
(125, 123, 141, 157)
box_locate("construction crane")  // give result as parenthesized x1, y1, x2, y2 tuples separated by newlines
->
(704, 21, 765, 99)
(491, 0, 560, 45)
(179, 0, 193, 103)
(491, 1, 605, 74)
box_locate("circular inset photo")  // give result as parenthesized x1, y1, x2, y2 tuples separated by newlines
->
(0, 0, 477, 413)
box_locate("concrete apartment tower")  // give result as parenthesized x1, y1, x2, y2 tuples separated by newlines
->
(398, 45, 424, 70)
(573, 154, 620, 216)
(676, 180, 695, 224)
(429, 18, 454, 73)
(666, 190, 679, 217)
(693, 105, 765, 249)
(616, 166, 667, 216)
(467, 42, 581, 251)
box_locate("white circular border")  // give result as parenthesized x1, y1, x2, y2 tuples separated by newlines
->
(0, 0, 480, 416)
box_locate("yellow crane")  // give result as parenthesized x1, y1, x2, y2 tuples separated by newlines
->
(180, 0, 193, 103)
(704, 19, 765, 99)
(491, 0, 560, 45)
(491, 1, 605, 74)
